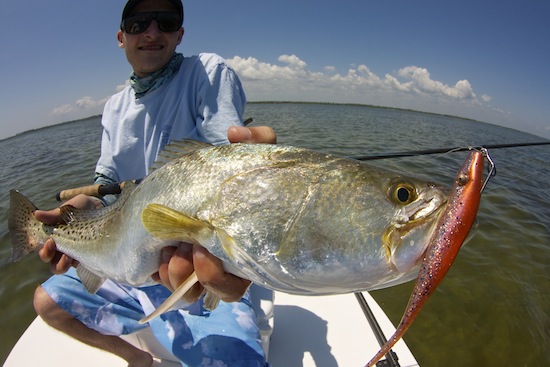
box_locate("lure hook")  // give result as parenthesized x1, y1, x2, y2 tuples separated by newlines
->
(480, 148, 496, 192)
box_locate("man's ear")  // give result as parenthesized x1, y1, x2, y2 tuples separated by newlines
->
(117, 30, 125, 48)
(177, 27, 185, 45)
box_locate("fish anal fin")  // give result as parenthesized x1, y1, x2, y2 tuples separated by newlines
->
(76, 265, 106, 294)
(142, 204, 213, 243)
(202, 291, 221, 311)
(139, 272, 199, 324)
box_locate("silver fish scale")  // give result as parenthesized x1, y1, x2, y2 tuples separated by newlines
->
(125, 144, 448, 294)
(15, 143, 448, 294)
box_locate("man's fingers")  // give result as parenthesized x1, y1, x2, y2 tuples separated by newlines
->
(34, 208, 63, 226)
(166, 245, 193, 290)
(38, 239, 58, 263)
(34, 195, 103, 227)
(156, 246, 177, 291)
(193, 245, 251, 302)
(228, 126, 277, 144)
(49, 253, 75, 275)
(156, 245, 204, 303)
(169, 245, 204, 302)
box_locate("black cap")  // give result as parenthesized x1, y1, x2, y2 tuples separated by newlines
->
(121, 0, 184, 21)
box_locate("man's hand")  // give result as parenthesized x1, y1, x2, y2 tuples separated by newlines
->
(154, 125, 277, 303)
(228, 125, 277, 144)
(153, 245, 252, 304)
(35, 194, 103, 274)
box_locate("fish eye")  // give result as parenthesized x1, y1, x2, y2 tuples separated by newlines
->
(387, 181, 417, 205)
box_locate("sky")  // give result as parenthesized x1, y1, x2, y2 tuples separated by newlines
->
(1, 0, 549, 140)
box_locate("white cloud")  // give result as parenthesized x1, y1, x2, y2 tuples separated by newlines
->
(52, 104, 74, 115)
(396, 66, 476, 99)
(50, 80, 130, 119)
(75, 96, 108, 109)
(50, 56, 496, 126)
(481, 94, 492, 103)
(227, 54, 494, 118)
(228, 54, 323, 82)
(52, 96, 108, 117)
(116, 80, 130, 92)
(278, 54, 307, 69)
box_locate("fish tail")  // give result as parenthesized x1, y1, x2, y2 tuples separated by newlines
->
(9, 190, 45, 261)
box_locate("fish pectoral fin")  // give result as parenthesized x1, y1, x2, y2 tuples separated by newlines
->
(76, 265, 106, 294)
(142, 204, 213, 243)
(139, 272, 199, 324)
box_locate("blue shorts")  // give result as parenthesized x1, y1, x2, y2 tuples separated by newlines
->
(42, 268, 267, 367)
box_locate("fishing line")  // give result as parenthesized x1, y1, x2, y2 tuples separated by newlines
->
(55, 141, 549, 200)
(351, 141, 550, 161)
(478, 169, 541, 192)
(351, 141, 550, 194)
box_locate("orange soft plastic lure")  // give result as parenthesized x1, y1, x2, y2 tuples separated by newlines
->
(365, 150, 487, 367)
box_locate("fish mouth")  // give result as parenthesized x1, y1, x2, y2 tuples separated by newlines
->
(383, 193, 448, 273)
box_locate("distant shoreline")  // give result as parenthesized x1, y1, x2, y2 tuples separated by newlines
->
(6, 115, 103, 141)
(4, 101, 543, 142)
(247, 101, 483, 123)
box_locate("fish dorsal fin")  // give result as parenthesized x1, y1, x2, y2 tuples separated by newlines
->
(120, 179, 139, 194)
(112, 180, 139, 207)
(57, 180, 138, 223)
(150, 139, 213, 173)
(76, 264, 106, 294)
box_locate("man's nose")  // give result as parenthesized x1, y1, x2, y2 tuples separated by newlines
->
(143, 20, 162, 36)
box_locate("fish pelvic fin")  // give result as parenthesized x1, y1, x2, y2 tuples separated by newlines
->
(9, 190, 47, 262)
(139, 272, 199, 324)
(76, 264, 106, 294)
(141, 204, 214, 244)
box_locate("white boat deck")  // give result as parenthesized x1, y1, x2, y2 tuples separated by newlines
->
(4, 292, 419, 367)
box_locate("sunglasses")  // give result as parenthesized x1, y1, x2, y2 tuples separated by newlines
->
(121, 12, 183, 35)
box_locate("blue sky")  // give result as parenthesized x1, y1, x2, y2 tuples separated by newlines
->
(1, 0, 549, 140)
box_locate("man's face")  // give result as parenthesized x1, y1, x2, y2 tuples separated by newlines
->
(118, 0, 184, 77)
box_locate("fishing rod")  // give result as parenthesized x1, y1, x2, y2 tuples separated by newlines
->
(55, 140, 549, 201)
(352, 141, 550, 161)
(355, 292, 401, 367)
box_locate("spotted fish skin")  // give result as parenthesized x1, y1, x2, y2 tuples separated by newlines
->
(9, 141, 448, 296)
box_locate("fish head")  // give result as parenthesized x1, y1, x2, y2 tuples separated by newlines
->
(382, 177, 448, 275)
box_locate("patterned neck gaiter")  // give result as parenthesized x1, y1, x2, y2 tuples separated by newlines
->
(130, 53, 184, 99)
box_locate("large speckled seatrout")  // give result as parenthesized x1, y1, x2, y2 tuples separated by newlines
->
(9, 141, 448, 320)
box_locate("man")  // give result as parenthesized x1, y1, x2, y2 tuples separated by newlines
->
(33, 0, 276, 366)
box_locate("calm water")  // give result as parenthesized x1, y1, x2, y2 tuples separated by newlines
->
(1, 103, 549, 366)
